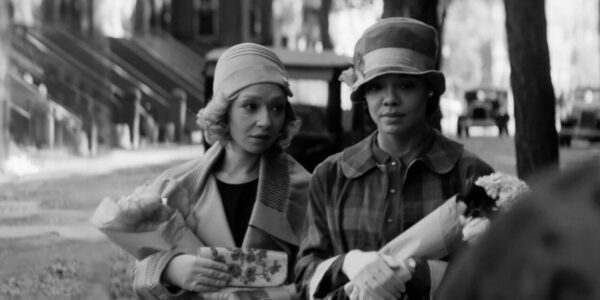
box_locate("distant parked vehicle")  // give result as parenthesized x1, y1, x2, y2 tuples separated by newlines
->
(559, 87, 600, 146)
(457, 87, 509, 137)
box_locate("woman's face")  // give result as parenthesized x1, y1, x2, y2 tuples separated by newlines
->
(227, 83, 287, 155)
(363, 74, 429, 136)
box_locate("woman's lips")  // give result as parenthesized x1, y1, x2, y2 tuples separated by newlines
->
(250, 134, 270, 140)
(381, 112, 405, 118)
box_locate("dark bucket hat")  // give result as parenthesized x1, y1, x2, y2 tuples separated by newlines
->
(340, 17, 446, 102)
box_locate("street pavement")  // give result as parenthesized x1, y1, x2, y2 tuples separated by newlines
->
(0, 144, 204, 184)
(0, 144, 204, 239)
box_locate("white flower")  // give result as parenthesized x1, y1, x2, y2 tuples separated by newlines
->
(474, 172, 529, 211)
(462, 172, 529, 242)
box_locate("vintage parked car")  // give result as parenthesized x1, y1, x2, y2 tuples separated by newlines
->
(457, 87, 509, 137)
(559, 87, 600, 146)
(203, 47, 356, 171)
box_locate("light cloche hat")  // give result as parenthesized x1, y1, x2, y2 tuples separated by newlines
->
(213, 42, 293, 99)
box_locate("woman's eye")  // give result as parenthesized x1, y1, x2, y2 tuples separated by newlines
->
(364, 82, 383, 93)
(398, 81, 416, 90)
(243, 103, 258, 111)
(271, 105, 284, 112)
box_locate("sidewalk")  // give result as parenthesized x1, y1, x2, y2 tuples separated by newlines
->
(0, 144, 204, 184)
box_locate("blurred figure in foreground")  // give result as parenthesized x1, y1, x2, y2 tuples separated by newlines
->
(437, 161, 600, 300)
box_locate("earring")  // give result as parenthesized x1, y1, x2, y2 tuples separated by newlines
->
(428, 91, 434, 97)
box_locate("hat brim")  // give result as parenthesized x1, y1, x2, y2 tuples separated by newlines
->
(350, 68, 445, 102)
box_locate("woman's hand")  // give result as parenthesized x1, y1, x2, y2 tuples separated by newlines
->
(162, 254, 232, 293)
(342, 251, 408, 300)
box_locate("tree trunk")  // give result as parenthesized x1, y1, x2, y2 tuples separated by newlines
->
(504, 0, 558, 179)
(382, 0, 447, 130)
(259, 0, 274, 45)
(39, 0, 60, 24)
(133, 0, 152, 35)
(0, 0, 10, 168)
(319, 0, 333, 50)
(382, 0, 440, 28)
(171, 0, 195, 40)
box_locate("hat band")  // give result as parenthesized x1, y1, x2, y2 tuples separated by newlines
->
(215, 64, 293, 98)
(360, 48, 434, 76)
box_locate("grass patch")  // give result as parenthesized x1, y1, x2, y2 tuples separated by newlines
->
(109, 246, 136, 300)
(0, 258, 83, 299)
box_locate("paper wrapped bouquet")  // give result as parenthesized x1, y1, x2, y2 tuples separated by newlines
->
(89, 183, 203, 260)
(90, 183, 289, 289)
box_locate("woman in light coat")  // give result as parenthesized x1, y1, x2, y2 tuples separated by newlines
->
(128, 43, 310, 300)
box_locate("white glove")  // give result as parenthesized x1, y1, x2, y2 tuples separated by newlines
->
(342, 250, 380, 280)
(342, 251, 411, 300)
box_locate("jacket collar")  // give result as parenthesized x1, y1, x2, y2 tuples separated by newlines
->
(340, 130, 464, 178)
(180, 142, 300, 246)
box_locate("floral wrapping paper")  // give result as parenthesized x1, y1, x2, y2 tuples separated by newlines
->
(198, 247, 288, 287)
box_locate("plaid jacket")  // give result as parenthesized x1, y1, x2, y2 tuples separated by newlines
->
(295, 131, 493, 300)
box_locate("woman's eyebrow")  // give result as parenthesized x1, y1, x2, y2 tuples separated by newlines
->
(237, 95, 262, 101)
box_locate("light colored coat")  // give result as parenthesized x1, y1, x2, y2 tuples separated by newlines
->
(131, 142, 310, 300)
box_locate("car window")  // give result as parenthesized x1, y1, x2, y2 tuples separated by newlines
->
(573, 89, 600, 105)
(292, 104, 328, 134)
(288, 79, 328, 107)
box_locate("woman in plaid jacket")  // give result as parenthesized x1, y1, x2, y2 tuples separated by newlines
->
(295, 18, 493, 300)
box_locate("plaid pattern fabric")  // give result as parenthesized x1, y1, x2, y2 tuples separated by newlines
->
(295, 131, 493, 299)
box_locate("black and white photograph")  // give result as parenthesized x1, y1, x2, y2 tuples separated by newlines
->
(0, 0, 599, 299)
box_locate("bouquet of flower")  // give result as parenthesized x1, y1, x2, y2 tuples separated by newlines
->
(89, 181, 204, 260)
(460, 172, 530, 242)
(92, 183, 291, 293)
(312, 173, 529, 299)
(380, 172, 529, 261)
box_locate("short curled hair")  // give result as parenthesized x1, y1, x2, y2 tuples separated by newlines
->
(197, 91, 301, 149)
